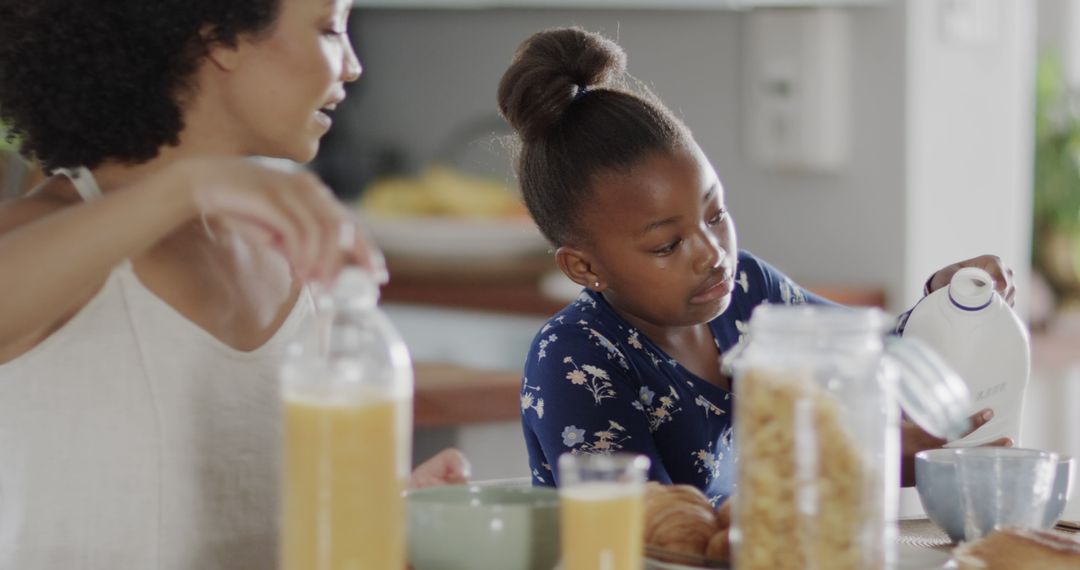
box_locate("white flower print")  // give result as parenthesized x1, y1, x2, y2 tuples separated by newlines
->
(737, 270, 750, 293)
(692, 441, 724, 484)
(585, 328, 629, 370)
(566, 420, 631, 455)
(536, 333, 558, 362)
(634, 386, 683, 432)
(780, 278, 807, 305)
(521, 394, 545, 420)
(532, 468, 547, 484)
(639, 386, 655, 406)
(695, 395, 726, 418)
(561, 425, 586, 447)
(627, 330, 643, 350)
(521, 380, 545, 419)
(562, 357, 616, 404)
(581, 364, 608, 380)
(575, 291, 598, 310)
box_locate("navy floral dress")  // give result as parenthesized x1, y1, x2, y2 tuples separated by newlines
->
(520, 250, 832, 505)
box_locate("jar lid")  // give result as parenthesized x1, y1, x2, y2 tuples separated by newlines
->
(748, 304, 893, 335)
(885, 336, 973, 440)
(744, 305, 972, 440)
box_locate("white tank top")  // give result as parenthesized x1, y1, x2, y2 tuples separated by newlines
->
(0, 168, 314, 569)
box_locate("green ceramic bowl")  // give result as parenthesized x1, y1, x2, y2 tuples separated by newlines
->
(407, 484, 561, 570)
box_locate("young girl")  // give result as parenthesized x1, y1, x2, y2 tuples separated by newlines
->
(0, 0, 466, 566)
(498, 27, 1015, 505)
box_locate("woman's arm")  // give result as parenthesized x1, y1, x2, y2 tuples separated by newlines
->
(0, 157, 371, 353)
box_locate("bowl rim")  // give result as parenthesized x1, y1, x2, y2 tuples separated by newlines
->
(406, 484, 561, 510)
(915, 447, 1073, 464)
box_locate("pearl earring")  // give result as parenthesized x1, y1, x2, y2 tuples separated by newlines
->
(594, 281, 601, 288)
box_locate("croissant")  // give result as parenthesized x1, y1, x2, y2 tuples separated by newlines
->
(643, 483, 732, 563)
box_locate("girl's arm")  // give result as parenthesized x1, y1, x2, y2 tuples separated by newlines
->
(0, 157, 370, 353)
(521, 323, 672, 486)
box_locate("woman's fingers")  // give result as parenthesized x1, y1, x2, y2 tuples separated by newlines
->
(188, 158, 380, 284)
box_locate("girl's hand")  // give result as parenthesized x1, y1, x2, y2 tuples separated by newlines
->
(926, 254, 1015, 306)
(900, 408, 1012, 486)
(174, 157, 386, 284)
(409, 448, 472, 489)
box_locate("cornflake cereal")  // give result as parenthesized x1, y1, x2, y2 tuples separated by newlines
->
(734, 368, 877, 570)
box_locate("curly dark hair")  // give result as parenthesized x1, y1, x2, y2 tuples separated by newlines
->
(0, 0, 280, 171)
(496, 27, 691, 247)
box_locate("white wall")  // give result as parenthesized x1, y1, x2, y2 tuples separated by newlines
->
(903, 1, 1034, 313)
(332, 2, 1034, 316)
(338, 5, 913, 308)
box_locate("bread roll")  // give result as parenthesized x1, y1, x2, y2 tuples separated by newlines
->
(705, 528, 731, 561)
(954, 528, 1080, 570)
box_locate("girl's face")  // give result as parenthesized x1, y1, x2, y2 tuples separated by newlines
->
(220, 0, 360, 162)
(578, 144, 738, 329)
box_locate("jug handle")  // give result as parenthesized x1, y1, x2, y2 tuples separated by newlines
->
(883, 336, 973, 441)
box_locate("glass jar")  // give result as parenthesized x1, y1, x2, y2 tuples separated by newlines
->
(729, 305, 971, 570)
(280, 268, 414, 570)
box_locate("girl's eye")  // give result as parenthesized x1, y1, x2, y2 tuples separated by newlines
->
(324, 29, 347, 37)
(652, 239, 682, 256)
(707, 208, 728, 226)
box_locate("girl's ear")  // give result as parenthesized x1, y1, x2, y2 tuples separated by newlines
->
(556, 246, 605, 291)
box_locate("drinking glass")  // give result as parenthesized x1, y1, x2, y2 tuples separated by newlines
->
(558, 452, 650, 570)
(956, 447, 1058, 541)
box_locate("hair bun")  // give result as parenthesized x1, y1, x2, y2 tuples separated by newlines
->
(497, 27, 626, 142)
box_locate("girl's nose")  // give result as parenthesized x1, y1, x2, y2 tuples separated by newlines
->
(693, 230, 726, 275)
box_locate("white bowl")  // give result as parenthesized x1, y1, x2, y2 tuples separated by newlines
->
(915, 448, 1073, 542)
(365, 215, 549, 262)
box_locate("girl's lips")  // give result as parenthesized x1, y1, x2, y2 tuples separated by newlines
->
(690, 276, 734, 304)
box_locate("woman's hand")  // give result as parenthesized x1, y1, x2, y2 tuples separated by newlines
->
(926, 254, 1015, 306)
(409, 448, 472, 489)
(177, 157, 386, 284)
(900, 407, 1012, 486)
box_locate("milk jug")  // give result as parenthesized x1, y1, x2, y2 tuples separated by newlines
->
(902, 267, 1030, 447)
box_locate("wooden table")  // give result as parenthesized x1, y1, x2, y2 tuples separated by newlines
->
(413, 362, 522, 428)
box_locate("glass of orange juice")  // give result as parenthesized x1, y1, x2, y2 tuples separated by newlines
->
(558, 452, 650, 570)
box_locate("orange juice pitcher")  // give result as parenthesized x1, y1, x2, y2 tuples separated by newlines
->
(280, 268, 413, 570)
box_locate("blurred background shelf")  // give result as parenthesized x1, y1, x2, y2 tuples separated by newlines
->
(353, 0, 885, 9)
(384, 267, 888, 316)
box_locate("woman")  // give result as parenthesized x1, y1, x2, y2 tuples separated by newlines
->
(0, 0, 466, 567)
